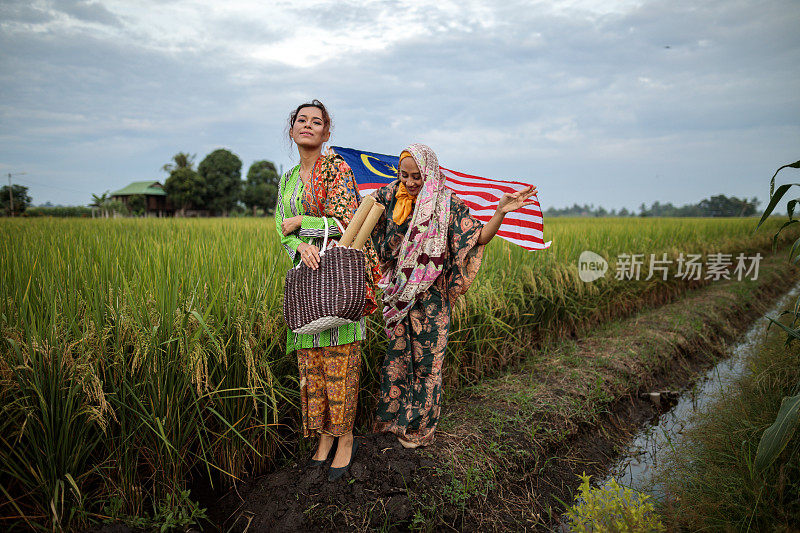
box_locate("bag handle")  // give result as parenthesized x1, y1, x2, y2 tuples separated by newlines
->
(333, 217, 345, 237)
(320, 216, 329, 255)
(294, 216, 330, 270)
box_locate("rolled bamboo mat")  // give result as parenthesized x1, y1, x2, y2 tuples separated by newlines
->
(340, 195, 376, 247)
(353, 203, 385, 250)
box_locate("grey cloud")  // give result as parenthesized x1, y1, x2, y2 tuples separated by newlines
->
(286, 0, 400, 28)
(0, 3, 56, 24)
(52, 0, 122, 27)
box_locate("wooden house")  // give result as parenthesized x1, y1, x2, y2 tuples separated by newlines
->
(110, 181, 174, 217)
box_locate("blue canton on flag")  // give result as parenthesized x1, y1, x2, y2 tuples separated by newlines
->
(332, 146, 398, 196)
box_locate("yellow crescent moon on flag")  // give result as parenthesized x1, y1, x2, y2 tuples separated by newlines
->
(361, 154, 397, 179)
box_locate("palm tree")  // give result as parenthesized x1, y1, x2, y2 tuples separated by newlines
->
(90, 192, 110, 218)
(162, 152, 196, 174)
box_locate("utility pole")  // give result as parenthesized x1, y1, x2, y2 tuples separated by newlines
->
(6, 172, 27, 217)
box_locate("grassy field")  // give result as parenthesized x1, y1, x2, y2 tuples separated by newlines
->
(1, 216, 797, 530)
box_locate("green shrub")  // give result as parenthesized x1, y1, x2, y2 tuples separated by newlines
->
(565, 473, 664, 533)
(104, 489, 207, 532)
(25, 205, 93, 217)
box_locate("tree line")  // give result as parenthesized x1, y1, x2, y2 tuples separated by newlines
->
(0, 164, 763, 219)
(162, 149, 279, 217)
(1, 148, 281, 217)
(545, 195, 760, 218)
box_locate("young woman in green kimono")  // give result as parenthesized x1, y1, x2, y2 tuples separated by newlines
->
(276, 100, 381, 479)
(371, 143, 537, 448)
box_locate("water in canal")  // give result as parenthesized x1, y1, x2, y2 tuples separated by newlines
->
(605, 280, 800, 495)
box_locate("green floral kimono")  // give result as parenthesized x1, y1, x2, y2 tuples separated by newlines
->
(371, 180, 485, 446)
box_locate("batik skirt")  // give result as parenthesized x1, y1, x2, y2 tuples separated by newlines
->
(297, 341, 361, 437)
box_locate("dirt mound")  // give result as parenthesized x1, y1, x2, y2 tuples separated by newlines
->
(209, 433, 440, 532)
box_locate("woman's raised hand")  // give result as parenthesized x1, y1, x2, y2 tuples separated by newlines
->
(478, 185, 539, 245)
(297, 242, 321, 270)
(282, 215, 303, 236)
(498, 185, 538, 214)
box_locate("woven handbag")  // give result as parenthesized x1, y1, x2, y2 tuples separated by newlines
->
(283, 218, 366, 334)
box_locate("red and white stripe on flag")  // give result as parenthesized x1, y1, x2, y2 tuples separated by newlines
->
(440, 167, 551, 251)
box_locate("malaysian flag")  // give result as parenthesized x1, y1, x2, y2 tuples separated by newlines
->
(331, 146, 552, 251)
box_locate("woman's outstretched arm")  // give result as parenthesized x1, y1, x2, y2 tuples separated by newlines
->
(477, 185, 538, 245)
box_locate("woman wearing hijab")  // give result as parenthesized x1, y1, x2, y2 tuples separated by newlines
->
(276, 99, 381, 479)
(371, 143, 537, 448)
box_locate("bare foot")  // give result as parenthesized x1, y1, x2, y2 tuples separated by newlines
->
(313, 433, 335, 461)
(398, 436, 419, 449)
(331, 432, 354, 468)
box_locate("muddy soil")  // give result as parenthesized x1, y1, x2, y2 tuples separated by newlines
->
(206, 433, 441, 532)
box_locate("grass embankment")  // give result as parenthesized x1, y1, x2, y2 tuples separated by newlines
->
(655, 315, 800, 530)
(0, 217, 798, 530)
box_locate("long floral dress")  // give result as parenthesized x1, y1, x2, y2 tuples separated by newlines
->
(276, 153, 381, 437)
(371, 180, 485, 446)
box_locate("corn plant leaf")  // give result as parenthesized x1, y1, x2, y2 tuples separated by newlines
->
(757, 183, 800, 232)
(755, 392, 800, 473)
(789, 236, 800, 264)
(787, 198, 799, 220)
(769, 159, 800, 199)
(765, 316, 800, 341)
(773, 219, 799, 251)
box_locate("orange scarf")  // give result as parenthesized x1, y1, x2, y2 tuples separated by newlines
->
(393, 182, 416, 224)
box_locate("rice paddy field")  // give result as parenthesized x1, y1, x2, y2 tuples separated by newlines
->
(1, 216, 798, 530)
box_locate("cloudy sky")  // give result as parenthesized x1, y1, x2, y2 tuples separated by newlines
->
(1, 0, 798, 210)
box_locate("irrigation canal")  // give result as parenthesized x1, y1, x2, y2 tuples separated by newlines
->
(604, 280, 800, 495)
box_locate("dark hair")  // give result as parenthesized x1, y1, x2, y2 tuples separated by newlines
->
(288, 99, 332, 134)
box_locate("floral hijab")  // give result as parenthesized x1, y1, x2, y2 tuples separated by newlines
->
(379, 143, 452, 328)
